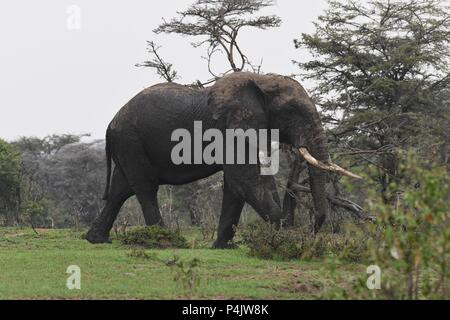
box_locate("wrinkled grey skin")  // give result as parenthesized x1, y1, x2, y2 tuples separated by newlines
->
(86, 72, 330, 248)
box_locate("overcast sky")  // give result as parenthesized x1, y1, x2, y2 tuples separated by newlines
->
(0, 0, 328, 141)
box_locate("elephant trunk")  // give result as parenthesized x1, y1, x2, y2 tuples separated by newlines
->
(296, 120, 360, 232)
(306, 127, 330, 232)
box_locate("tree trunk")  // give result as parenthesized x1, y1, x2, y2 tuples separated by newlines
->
(308, 126, 331, 232)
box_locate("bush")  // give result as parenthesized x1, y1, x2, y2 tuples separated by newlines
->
(240, 222, 305, 260)
(239, 222, 369, 262)
(23, 199, 48, 232)
(323, 151, 450, 300)
(170, 255, 201, 295)
(119, 225, 188, 249)
(363, 152, 450, 299)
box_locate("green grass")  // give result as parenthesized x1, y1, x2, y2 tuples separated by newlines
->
(0, 227, 363, 299)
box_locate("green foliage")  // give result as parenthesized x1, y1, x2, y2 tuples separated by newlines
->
(169, 255, 201, 294)
(320, 227, 370, 263)
(296, 0, 449, 113)
(325, 152, 450, 299)
(295, 0, 450, 200)
(364, 152, 450, 299)
(0, 139, 21, 222)
(240, 222, 369, 262)
(240, 222, 308, 260)
(119, 225, 188, 249)
(296, 1, 449, 298)
(23, 200, 46, 218)
(23, 199, 48, 232)
(0, 139, 21, 185)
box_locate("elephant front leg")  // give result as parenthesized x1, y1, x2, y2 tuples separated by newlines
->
(239, 173, 284, 226)
(213, 180, 245, 249)
(218, 165, 284, 243)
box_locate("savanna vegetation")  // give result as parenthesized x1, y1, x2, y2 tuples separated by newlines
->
(0, 0, 448, 299)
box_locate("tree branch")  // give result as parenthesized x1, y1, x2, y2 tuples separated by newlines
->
(289, 182, 376, 222)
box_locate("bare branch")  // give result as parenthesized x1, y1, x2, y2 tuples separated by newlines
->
(289, 182, 376, 222)
(136, 41, 179, 82)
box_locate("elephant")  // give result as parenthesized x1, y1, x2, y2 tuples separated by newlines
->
(85, 72, 359, 248)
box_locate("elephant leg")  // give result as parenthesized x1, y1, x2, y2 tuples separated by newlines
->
(86, 167, 133, 244)
(213, 179, 245, 249)
(246, 177, 284, 225)
(121, 170, 163, 226)
(134, 182, 163, 226)
(113, 139, 164, 226)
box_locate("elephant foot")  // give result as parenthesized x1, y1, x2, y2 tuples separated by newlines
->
(212, 240, 238, 250)
(85, 229, 112, 244)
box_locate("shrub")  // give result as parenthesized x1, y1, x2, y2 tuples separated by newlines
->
(23, 200, 48, 233)
(119, 225, 188, 249)
(323, 151, 450, 299)
(240, 222, 306, 260)
(239, 222, 369, 262)
(363, 152, 450, 299)
(169, 255, 201, 294)
(322, 226, 370, 263)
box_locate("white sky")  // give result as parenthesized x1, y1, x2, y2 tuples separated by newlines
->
(0, 0, 328, 141)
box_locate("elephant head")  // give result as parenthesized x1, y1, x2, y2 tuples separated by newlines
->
(208, 72, 360, 231)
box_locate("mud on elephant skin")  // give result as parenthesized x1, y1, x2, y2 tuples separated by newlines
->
(85, 72, 359, 247)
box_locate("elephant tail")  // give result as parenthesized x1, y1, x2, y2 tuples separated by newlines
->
(102, 126, 112, 200)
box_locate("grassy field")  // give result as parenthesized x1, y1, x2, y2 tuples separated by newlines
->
(0, 227, 364, 299)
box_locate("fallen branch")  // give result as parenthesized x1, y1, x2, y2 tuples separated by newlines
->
(289, 182, 376, 222)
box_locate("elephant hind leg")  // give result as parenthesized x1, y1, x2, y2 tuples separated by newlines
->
(86, 167, 133, 244)
(134, 182, 163, 226)
(113, 145, 163, 226)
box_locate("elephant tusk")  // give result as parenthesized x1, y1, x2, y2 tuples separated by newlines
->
(298, 148, 362, 179)
(329, 163, 362, 179)
(298, 148, 332, 170)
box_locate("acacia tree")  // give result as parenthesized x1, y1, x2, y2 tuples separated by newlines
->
(294, 0, 450, 202)
(145, 0, 281, 82)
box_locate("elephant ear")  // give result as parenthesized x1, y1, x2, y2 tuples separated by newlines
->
(209, 77, 269, 130)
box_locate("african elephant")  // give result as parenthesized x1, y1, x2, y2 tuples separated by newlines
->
(85, 72, 358, 248)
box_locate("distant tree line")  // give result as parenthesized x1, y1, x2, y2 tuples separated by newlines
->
(0, 135, 104, 228)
